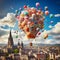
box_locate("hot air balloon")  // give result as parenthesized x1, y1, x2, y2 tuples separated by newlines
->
(17, 5, 45, 39)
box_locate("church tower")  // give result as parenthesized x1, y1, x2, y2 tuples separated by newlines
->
(8, 30, 14, 48)
(21, 41, 24, 49)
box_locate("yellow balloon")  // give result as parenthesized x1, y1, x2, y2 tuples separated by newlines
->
(20, 14, 25, 17)
(44, 34, 48, 39)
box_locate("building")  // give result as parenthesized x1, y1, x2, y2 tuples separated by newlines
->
(20, 55, 28, 60)
(0, 30, 60, 60)
(7, 30, 14, 48)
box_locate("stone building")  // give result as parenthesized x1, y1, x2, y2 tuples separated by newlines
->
(7, 30, 14, 48)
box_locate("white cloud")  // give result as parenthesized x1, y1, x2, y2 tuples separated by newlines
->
(0, 29, 48, 44)
(0, 22, 60, 44)
(0, 28, 9, 44)
(32, 39, 60, 44)
(0, 35, 8, 44)
(49, 25, 53, 28)
(48, 22, 60, 40)
(0, 27, 9, 37)
(0, 13, 17, 27)
(0, 29, 25, 44)
(54, 14, 60, 17)
(0, 30, 60, 44)
(12, 22, 60, 44)
(53, 35, 60, 40)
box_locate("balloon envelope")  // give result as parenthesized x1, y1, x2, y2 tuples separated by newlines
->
(45, 6, 48, 10)
(44, 34, 48, 39)
(17, 5, 45, 39)
(45, 11, 49, 15)
(36, 2, 40, 7)
(50, 14, 54, 18)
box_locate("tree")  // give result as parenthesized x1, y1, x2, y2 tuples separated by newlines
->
(13, 49, 19, 53)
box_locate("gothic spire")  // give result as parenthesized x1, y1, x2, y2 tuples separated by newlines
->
(8, 30, 14, 47)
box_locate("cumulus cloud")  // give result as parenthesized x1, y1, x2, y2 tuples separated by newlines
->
(0, 28, 9, 44)
(0, 29, 15, 44)
(0, 22, 60, 44)
(32, 38, 60, 44)
(0, 29, 48, 44)
(10, 23, 60, 44)
(0, 29, 25, 44)
(48, 22, 60, 40)
(44, 39, 59, 44)
(0, 35, 8, 44)
(0, 27, 9, 37)
(0, 13, 17, 27)
(0, 29, 60, 44)
(54, 14, 60, 17)
(53, 35, 60, 40)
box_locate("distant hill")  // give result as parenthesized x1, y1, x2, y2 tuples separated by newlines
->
(0, 43, 60, 47)
(53, 44, 60, 46)
(36, 43, 60, 46)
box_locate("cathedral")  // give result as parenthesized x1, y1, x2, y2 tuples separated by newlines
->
(7, 30, 14, 48)
(3, 30, 24, 54)
(8, 30, 23, 47)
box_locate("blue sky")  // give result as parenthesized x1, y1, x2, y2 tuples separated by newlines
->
(0, 0, 60, 44)
(0, 0, 60, 30)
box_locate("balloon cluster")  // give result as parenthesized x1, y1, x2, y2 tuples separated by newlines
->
(16, 3, 49, 39)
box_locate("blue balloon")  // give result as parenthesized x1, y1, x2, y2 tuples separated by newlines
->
(24, 11, 28, 15)
(50, 14, 54, 18)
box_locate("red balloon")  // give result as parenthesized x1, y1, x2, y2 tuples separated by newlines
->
(38, 32, 41, 35)
(24, 5, 27, 8)
(45, 11, 49, 15)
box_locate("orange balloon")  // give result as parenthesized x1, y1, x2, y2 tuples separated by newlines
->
(26, 32, 35, 39)
(19, 24, 22, 29)
(32, 9, 36, 14)
(20, 14, 25, 17)
(30, 22, 34, 26)
(45, 11, 49, 15)
(44, 34, 48, 39)
(23, 25, 29, 32)
(38, 20, 43, 24)
(38, 10, 41, 14)
(21, 21, 27, 27)
(19, 21, 27, 29)
(32, 27, 37, 33)
(40, 24, 44, 29)
(28, 10, 32, 17)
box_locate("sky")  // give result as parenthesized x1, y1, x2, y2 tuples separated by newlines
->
(0, 0, 60, 44)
